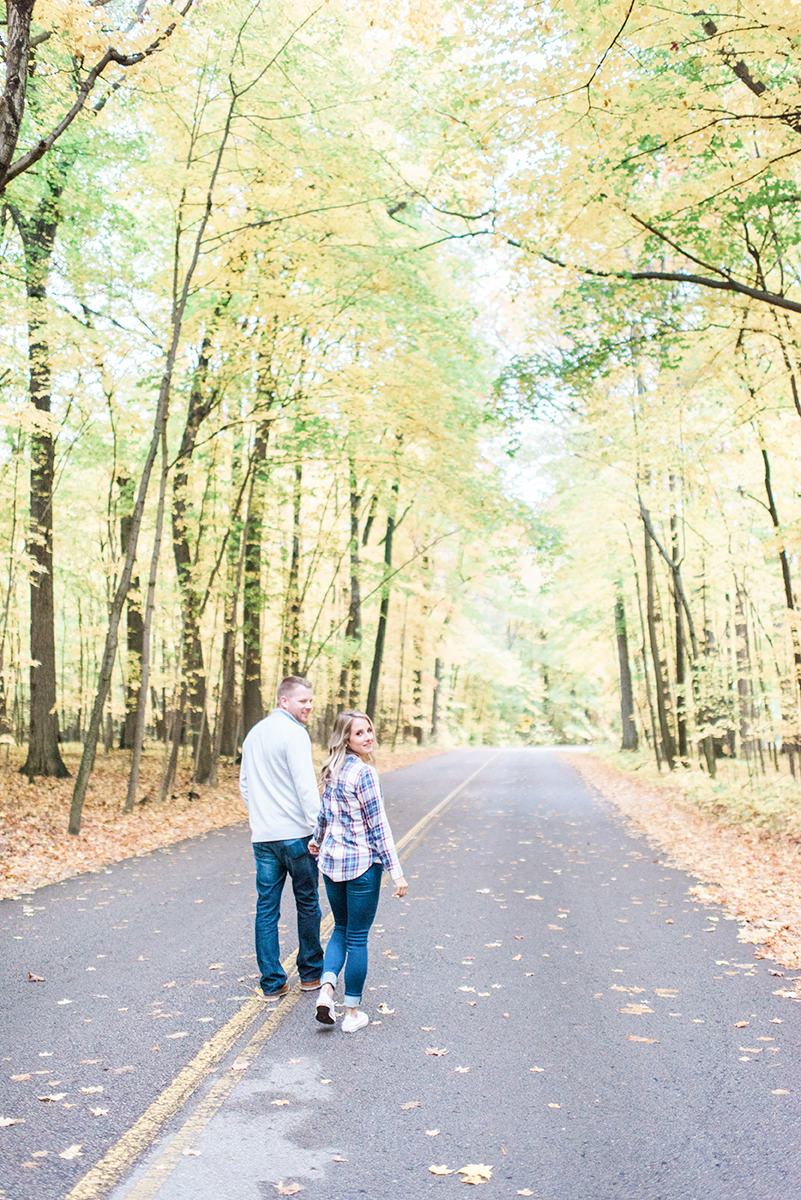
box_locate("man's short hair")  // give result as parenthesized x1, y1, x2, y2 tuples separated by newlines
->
(277, 675, 312, 700)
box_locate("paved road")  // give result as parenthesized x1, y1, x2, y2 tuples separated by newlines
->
(3, 749, 801, 1200)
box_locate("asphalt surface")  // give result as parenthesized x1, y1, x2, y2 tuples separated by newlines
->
(3, 749, 801, 1200)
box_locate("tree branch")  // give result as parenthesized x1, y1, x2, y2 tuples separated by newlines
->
(1, 0, 196, 192)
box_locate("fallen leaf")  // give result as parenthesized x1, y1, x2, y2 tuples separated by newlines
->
(426, 1130, 440, 1137)
(89, 1107, 108, 1117)
(425, 1047, 449, 1056)
(11, 1074, 31, 1081)
(58, 1144, 82, 1160)
(80, 1086, 103, 1094)
(28, 973, 45, 982)
(454, 1066, 470, 1073)
(38, 1094, 66, 1103)
(274, 1183, 303, 1196)
(618, 1004, 654, 1015)
(517, 1191, 535, 1196)
(332, 1155, 347, 1162)
(271, 1099, 290, 1107)
(429, 1165, 455, 1176)
(401, 1101, 421, 1110)
(0, 1117, 25, 1127)
(626, 1035, 659, 1044)
(458, 1163, 493, 1185)
(377, 1003, 395, 1014)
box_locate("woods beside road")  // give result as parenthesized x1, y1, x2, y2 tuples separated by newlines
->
(4, 1, 801, 842)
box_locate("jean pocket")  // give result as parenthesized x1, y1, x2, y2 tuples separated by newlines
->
(285, 837, 309, 859)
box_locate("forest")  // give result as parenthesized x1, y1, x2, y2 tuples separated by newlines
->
(2, 0, 801, 834)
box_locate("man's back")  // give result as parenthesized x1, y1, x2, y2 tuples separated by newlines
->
(240, 708, 320, 841)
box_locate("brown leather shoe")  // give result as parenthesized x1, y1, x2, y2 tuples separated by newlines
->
(300, 978, 321, 991)
(262, 982, 290, 1000)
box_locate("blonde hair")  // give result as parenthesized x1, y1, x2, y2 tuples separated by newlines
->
(318, 710, 376, 788)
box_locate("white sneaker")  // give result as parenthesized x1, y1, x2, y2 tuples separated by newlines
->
(341, 1010, 369, 1033)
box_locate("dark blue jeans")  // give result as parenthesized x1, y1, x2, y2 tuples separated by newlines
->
(253, 838, 323, 995)
(322, 862, 383, 1006)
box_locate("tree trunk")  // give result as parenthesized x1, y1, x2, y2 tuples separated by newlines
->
(366, 485, 398, 722)
(339, 465, 363, 707)
(669, 505, 688, 762)
(282, 460, 302, 676)
(643, 514, 676, 768)
(124, 430, 170, 812)
(217, 442, 244, 759)
(615, 592, 638, 751)
(118, 476, 144, 751)
(758, 439, 801, 713)
(431, 656, 443, 740)
(734, 582, 757, 771)
(0, 1, 35, 190)
(11, 178, 70, 778)
(241, 421, 271, 736)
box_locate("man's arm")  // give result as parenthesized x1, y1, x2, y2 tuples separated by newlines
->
(285, 728, 321, 827)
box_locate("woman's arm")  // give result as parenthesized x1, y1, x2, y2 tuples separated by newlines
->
(356, 765, 405, 889)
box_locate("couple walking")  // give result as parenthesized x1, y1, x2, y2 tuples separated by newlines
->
(239, 676, 408, 1033)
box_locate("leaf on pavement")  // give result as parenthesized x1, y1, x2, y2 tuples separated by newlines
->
(271, 1099, 290, 1106)
(28, 972, 45, 982)
(618, 1004, 654, 1015)
(38, 1094, 66, 1103)
(401, 1101, 421, 1110)
(429, 1165, 455, 1175)
(425, 1047, 448, 1056)
(58, 1144, 83, 1160)
(274, 1182, 303, 1195)
(0, 1117, 25, 1127)
(458, 1163, 493, 1185)
(626, 1035, 659, 1044)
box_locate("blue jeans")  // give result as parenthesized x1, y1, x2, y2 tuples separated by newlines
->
(253, 838, 323, 995)
(322, 863, 383, 1006)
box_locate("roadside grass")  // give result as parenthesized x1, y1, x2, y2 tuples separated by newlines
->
(598, 745, 801, 840)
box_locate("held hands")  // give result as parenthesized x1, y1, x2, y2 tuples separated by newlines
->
(392, 875, 408, 899)
(308, 840, 319, 858)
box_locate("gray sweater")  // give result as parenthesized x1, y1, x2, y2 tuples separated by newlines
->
(239, 709, 320, 842)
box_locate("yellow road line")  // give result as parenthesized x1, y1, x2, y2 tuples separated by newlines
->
(65, 752, 496, 1200)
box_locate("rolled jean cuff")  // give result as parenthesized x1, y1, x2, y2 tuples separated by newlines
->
(344, 993, 362, 1007)
(321, 971, 338, 989)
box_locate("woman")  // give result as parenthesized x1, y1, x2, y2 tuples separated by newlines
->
(309, 710, 408, 1033)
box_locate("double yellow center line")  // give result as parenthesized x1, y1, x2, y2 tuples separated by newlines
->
(65, 754, 496, 1200)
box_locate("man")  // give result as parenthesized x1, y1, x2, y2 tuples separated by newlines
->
(239, 675, 323, 999)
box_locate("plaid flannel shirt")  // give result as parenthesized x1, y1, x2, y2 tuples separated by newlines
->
(314, 754, 402, 882)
